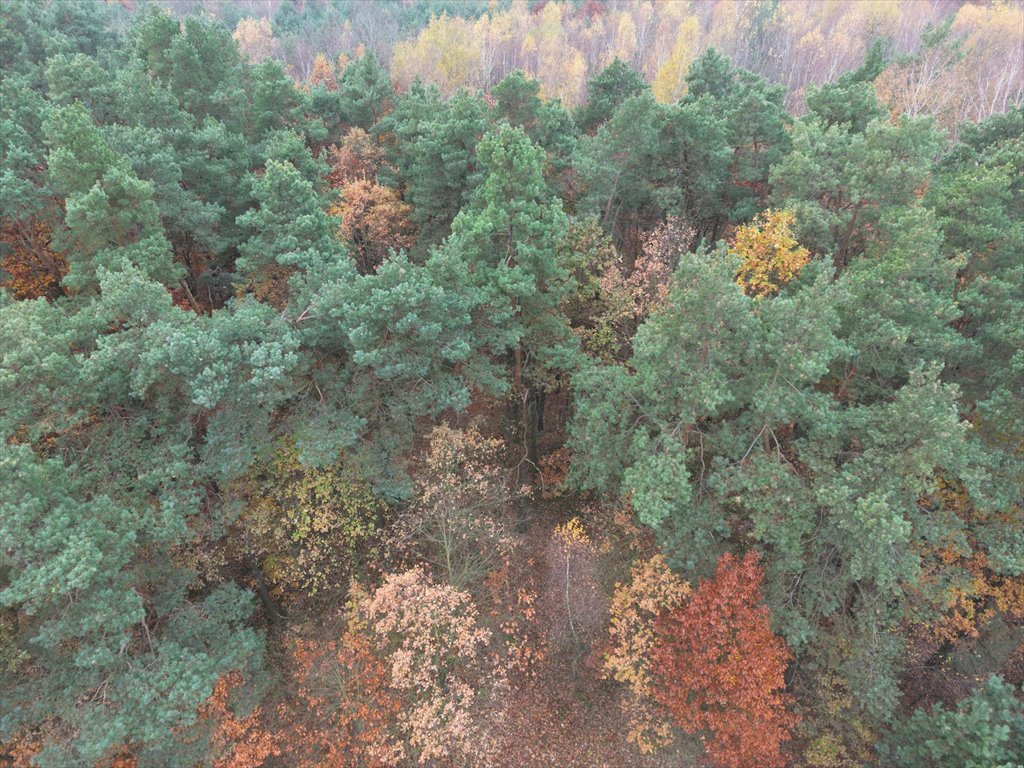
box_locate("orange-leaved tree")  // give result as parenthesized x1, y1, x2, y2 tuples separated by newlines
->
(278, 628, 402, 768)
(308, 53, 338, 92)
(326, 128, 386, 188)
(329, 180, 416, 274)
(652, 551, 797, 768)
(203, 672, 280, 768)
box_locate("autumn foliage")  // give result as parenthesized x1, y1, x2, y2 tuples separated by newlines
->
(326, 128, 386, 187)
(231, 441, 380, 601)
(604, 554, 690, 753)
(913, 478, 1024, 644)
(389, 425, 518, 592)
(279, 629, 401, 768)
(0, 222, 66, 300)
(4, 3, 1022, 767)
(652, 551, 798, 768)
(360, 567, 507, 766)
(203, 673, 280, 768)
(330, 180, 417, 273)
(308, 53, 338, 91)
(324, 128, 416, 272)
(731, 209, 810, 297)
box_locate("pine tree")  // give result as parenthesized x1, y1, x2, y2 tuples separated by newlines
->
(438, 124, 573, 471)
(575, 58, 649, 134)
(338, 51, 393, 131)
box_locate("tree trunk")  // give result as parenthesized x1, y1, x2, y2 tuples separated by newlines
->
(250, 559, 285, 625)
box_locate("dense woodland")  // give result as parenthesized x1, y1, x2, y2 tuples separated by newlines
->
(1, 1, 1023, 767)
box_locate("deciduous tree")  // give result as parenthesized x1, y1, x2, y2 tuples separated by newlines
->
(278, 629, 402, 768)
(652, 551, 797, 768)
(604, 554, 690, 753)
(360, 567, 506, 766)
(231, 440, 381, 601)
(232, 17, 281, 65)
(731, 208, 810, 297)
(329, 179, 416, 274)
(389, 425, 519, 594)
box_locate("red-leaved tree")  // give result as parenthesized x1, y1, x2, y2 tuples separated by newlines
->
(652, 551, 797, 768)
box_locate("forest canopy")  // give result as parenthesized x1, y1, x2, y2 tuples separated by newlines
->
(1, 1, 1022, 767)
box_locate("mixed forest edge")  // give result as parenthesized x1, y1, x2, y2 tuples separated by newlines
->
(1, 1, 1023, 767)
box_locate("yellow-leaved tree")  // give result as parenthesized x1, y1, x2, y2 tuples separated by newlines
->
(391, 13, 483, 95)
(604, 554, 690, 753)
(731, 209, 810, 298)
(231, 440, 381, 601)
(231, 17, 280, 65)
(528, 2, 587, 107)
(652, 14, 700, 104)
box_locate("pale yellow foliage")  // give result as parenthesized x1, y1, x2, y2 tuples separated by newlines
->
(378, 0, 1018, 131)
(652, 14, 699, 103)
(361, 567, 506, 766)
(607, 12, 638, 68)
(391, 13, 483, 95)
(474, 9, 516, 85)
(842, 0, 900, 42)
(644, 0, 693, 79)
(706, 0, 745, 55)
(551, 47, 588, 108)
(527, 2, 588, 107)
(951, 1, 1024, 123)
(876, 1, 1024, 134)
(232, 17, 280, 64)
